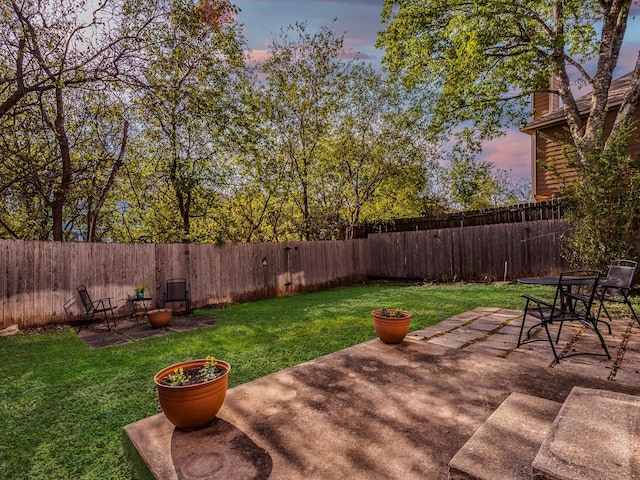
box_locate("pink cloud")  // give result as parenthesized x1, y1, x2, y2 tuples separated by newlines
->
(244, 49, 271, 63)
(480, 130, 532, 180)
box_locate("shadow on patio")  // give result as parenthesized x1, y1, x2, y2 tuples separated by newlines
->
(123, 306, 640, 479)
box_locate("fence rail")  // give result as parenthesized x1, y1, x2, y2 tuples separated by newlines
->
(1, 220, 569, 330)
(353, 200, 564, 237)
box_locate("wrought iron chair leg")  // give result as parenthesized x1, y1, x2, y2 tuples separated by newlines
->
(596, 298, 609, 323)
(526, 323, 541, 339)
(543, 321, 560, 363)
(623, 294, 640, 327)
(517, 304, 530, 347)
(103, 310, 111, 331)
(599, 319, 612, 335)
(592, 325, 611, 360)
(594, 301, 613, 334)
(555, 319, 564, 344)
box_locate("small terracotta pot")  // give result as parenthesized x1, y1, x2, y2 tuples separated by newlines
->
(372, 310, 412, 343)
(154, 359, 231, 430)
(147, 309, 172, 328)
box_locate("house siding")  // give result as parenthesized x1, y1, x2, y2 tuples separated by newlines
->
(533, 107, 640, 200)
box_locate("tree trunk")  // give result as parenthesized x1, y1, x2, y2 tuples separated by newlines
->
(86, 121, 129, 242)
(44, 87, 72, 242)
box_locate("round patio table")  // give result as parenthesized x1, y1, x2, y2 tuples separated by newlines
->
(517, 276, 560, 285)
(517, 275, 597, 287)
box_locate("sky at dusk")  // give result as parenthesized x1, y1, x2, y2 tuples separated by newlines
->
(234, 0, 640, 182)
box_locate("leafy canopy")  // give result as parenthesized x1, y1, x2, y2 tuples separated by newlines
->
(377, 0, 639, 154)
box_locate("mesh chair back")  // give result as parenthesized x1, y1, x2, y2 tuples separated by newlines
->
(77, 285, 92, 312)
(166, 279, 187, 301)
(558, 270, 600, 319)
(605, 260, 637, 292)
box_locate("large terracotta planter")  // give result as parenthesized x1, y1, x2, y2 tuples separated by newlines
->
(147, 308, 172, 328)
(372, 309, 412, 343)
(154, 359, 231, 430)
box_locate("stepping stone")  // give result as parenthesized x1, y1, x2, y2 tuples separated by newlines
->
(448, 392, 561, 480)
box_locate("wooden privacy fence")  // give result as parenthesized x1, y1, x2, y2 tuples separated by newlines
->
(367, 220, 570, 281)
(1, 239, 369, 330)
(1, 220, 569, 330)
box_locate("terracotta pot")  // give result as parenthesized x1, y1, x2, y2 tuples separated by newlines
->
(147, 309, 172, 328)
(372, 310, 412, 343)
(154, 359, 231, 430)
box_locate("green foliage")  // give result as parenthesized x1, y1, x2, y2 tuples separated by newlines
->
(260, 22, 348, 240)
(124, 0, 247, 243)
(377, 0, 636, 154)
(0, 0, 146, 241)
(561, 122, 640, 269)
(200, 355, 221, 381)
(165, 366, 187, 385)
(377, 308, 408, 318)
(446, 153, 529, 210)
(377, 0, 556, 145)
(320, 63, 439, 235)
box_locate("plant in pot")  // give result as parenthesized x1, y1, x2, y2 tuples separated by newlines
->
(154, 355, 231, 430)
(134, 284, 147, 299)
(147, 308, 172, 328)
(371, 308, 412, 343)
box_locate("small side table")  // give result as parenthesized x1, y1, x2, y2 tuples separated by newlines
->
(130, 297, 152, 322)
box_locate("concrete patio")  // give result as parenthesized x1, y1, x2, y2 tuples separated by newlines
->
(122, 307, 640, 479)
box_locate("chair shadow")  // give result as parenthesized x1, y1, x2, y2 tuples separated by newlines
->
(171, 418, 272, 480)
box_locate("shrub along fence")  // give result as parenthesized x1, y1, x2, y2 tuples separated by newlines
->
(1, 219, 569, 330)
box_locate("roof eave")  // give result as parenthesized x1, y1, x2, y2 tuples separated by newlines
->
(520, 100, 624, 134)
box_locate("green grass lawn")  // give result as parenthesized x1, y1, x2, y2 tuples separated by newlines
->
(0, 282, 552, 479)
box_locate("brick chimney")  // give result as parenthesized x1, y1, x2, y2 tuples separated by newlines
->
(532, 74, 560, 120)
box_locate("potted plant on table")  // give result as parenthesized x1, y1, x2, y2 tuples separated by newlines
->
(372, 308, 412, 343)
(154, 355, 231, 430)
(146, 308, 172, 328)
(134, 284, 147, 299)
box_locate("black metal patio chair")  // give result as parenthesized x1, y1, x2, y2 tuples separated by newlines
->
(76, 285, 117, 332)
(518, 270, 610, 362)
(596, 259, 638, 327)
(163, 278, 190, 314)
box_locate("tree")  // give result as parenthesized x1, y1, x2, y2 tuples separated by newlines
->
(321, 63, 438, 237)
(261, 22, 348, 241)
(70, 91, 129, 242)
(225, 106, 292, 242)
(126, 0, 246, 243)
(0, 0, 146, 240)
(377, 0, 640, 162)
(561, 126, 640, 268)
(445, 154, 530, 210)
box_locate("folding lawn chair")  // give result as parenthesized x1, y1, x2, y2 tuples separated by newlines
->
(76, 285, 117, 332)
